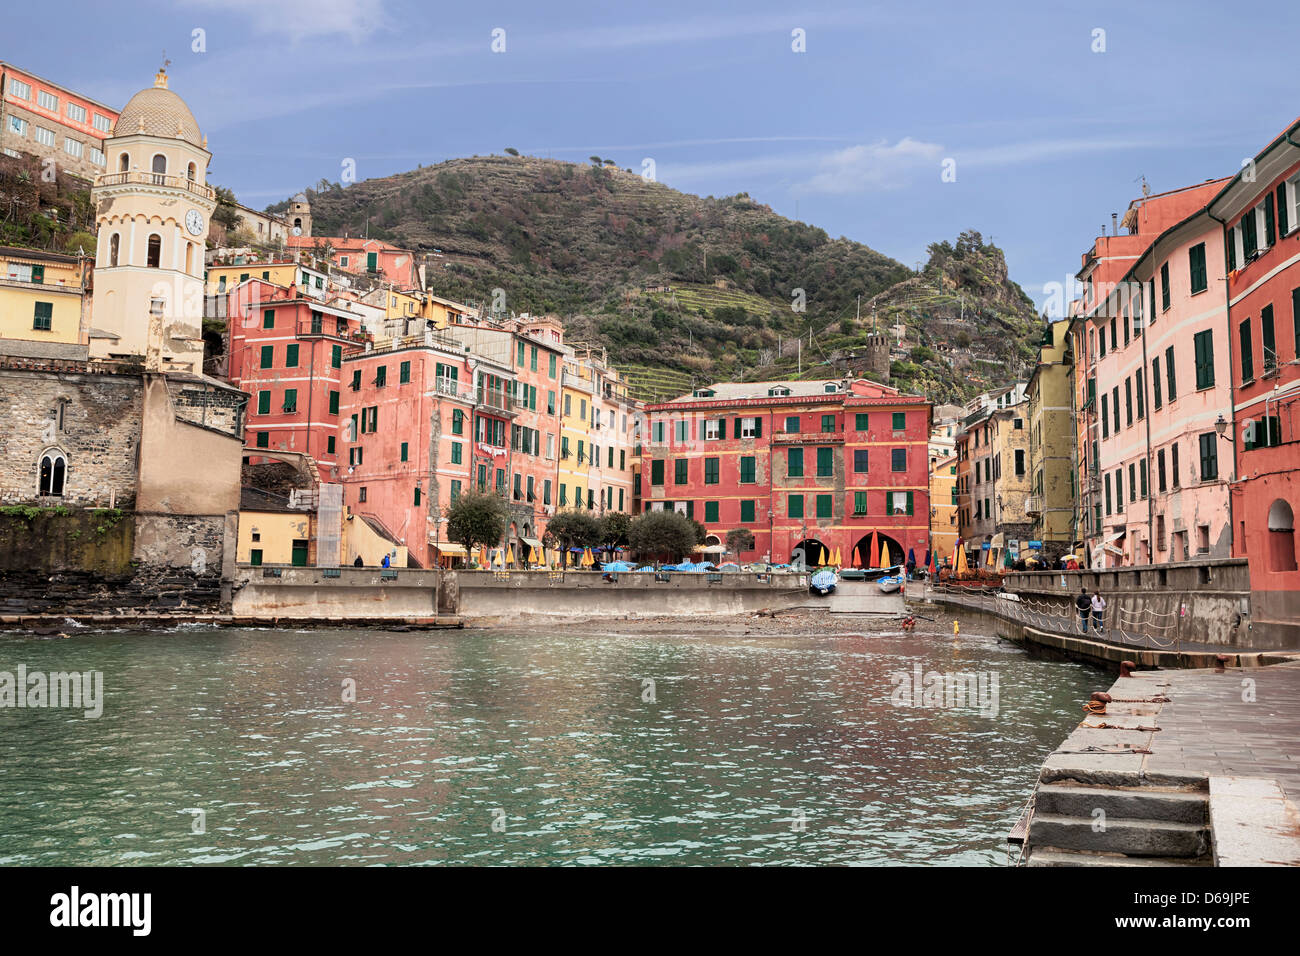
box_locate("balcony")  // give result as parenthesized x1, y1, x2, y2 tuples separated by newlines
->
(94, 170, 215, 201)
(1024, 495, 1043, 515)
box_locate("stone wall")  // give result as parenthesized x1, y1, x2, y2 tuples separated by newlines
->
(0, 364, 142, 508)
(231, 566, 444, 620)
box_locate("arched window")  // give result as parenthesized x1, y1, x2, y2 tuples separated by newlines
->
(1268, 499, 1297, 572)
(109, 233, 120, 267)
(294, 218, 302, 229)
(39, 451, 66, 497)
(151, 153, 167, 184)
(118, 152, 129, 172)
(147, 234, 161, 268)
(186, 161, 196, 181)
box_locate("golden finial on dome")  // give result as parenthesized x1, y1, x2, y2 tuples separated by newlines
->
(154, 53, 171, 89)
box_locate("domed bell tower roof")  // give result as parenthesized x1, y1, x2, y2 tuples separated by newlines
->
(113, 68, 205, 149)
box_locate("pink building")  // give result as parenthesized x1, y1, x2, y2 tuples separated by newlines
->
(1071, 179, 1230, 566)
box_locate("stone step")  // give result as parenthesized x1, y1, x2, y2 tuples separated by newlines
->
(1025, 846, 1215, 867)
(1035, 783, 1208, 824)
(1028, 812, 1210, 858)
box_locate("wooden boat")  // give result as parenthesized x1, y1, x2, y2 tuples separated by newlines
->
(877, 574, 902, 593)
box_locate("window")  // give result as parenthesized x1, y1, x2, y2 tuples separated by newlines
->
(821, 414, 835, 433)
(8, 78, 31, 99)
(282, 389, 298, 413)
(1152, 357, 1162, 410)
(677, 459, 691, 484)
(256, 431, 269, 449)
(674, 419, 686, 443)
(651, 460, 664, 485)
(853, 449, 868, 473)
(1115, 468, 1122, 507)
(816, 494, 832, 518)
(1140, 459, 1148, 498)
(146, 234, 161, 268)
(31, 301, 53, 331)
(1014, 449, 1025, 476)
(260, 345, 273, 369)
(375, 365, 387, 387)
(891, 412, 906, 431)
(740, 417, 760, 439)
(1136, 369, 1145, 419)
(787, 448, 804, 478)
(785, 415, 800, 433)
(1172, 442, 1180, 488)
(1157, 449, 1167, 492)
(816, 447, 833, 477)
(704, 458, 719, 484)
(61, 137, 82, 159)
(1128, 462, 1136, 502)
(1166, 345, 1177, 400)
(887, 491, 913, 516)
(1125, 377, 1133, 427)
(891, 448, 906, 472)
(65, 102, 86, 123)
(1198, 432, 1218, 482)
(740, 456, 756, 484)
(285, 344, 299, 368)
(7, 116, 27, 136)
(88, 147, 105, 167)
(93, 113, 111, 133)
(32, 125, 55, 147)
(257, 390, 271, 415)
(740, 500, 755, 523)
(704, 418, 722, 441)
(1101, 393, 1109, 438)
(1105, 473, 1112, 515)
(853, 491, 868, 515)
(1261, 305, 1276, 373)
(1240, 319, 1254, 382)
(1160, 262, 1171, 311)
(1193, 330, 1214, 389)
(1189, 242, 1208, 294)
(1111, 387, 1120, 434)
(38, 451, 66, 497)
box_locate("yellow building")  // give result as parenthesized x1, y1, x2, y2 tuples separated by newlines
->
(0, 246, 87, 345)
(424, 294, 477, 329)
(930, 452, 958, 562)
(237, 507, 314, 565)
(558, 351, 594, 510)
(1026, 319, 1075, 550)
(205, 260, 327, 298)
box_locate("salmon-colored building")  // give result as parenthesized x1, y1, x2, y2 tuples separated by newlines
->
(641, 378, 931, 566)
(287, 235, 418, 288)
(1208, 118, 1300, 645)
(225, 278, 364, 476)
(1069, 179, 1231, 566)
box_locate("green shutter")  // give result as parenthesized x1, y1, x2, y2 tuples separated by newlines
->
(1278, 184, 1290, 237)
(788, 494, 803, 519)
(328, 391, 339, 415)
(740, 500, 755, 523)
(263, 309, 275, 329)
(906, 491, 914, 515)
(285, 344, 299, 368)
(257, 390, 270, 414)
(705, 501, 718, 523)
(788, 448, 803, 477)
(260, 345, 273, 368)
(1265, 194, 1276, 246)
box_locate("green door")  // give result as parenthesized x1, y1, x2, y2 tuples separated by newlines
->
(31, 264, 44, 284)
(291, 540, 309, 566)
(366, 252, 378, 273)
(249, 549, 263, 567)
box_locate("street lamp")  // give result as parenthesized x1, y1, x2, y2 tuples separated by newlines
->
(1214, 414, 1234, 442)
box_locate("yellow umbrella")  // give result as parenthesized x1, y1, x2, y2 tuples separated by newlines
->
(505, 544, 515, 566)
(831, 547, 842, 566)
(581, 548, 594, 567)
(954, 544, 968, 575)
(478, 546, 488, 566)
(880, 541, 890, 568)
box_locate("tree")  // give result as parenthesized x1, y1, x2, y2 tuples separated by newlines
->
(61, 231, 97, 257)
(445, 491, 508, 565)
(688, 517, 708, 547)
(629, 510, 697, 562)
(543, 510, 602, 568)
(589, 156, 602, 166)
(598, 511, 631, 550)
(211, 185, 240, 231)
(504, 147, 520, 157)
(725, 528, 755, 560)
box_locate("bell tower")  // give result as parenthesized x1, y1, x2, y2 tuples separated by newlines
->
(90, 67, 215, 373)
(288, 192, 312, 238)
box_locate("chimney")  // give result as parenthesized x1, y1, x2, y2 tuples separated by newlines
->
(1112, 212, 1118, 235)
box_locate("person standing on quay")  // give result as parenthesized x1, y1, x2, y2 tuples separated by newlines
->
(1075, 586, 1091, 633)
(1090, 589, 1107, 635)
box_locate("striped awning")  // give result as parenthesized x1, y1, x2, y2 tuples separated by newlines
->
(433, 542, 467, 556)
(520, 537, 544, 550)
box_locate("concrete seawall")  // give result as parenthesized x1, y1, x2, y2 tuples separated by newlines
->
(452, 569, 813, 621)
(231, 565, 453, 621)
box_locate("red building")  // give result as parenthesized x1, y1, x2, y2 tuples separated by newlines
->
(1209, 118, 1300, 645)
(641, 378, 932, 566)
(225, 279, 364, 476)
(338, 330, 520, 567)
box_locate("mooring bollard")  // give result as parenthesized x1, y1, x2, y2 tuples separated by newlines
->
(1119, 660, 1136, 678)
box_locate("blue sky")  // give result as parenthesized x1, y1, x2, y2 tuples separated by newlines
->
(12, 0, 1300, 311)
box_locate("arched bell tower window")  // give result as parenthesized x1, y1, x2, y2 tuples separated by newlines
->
(147, 234, 161, 268)
(118, 152, 130, 172)
(187, 161, 196, 181)
(151, 153, 167, 184)
(109, 233, 120, 267)
(294, 218, 302, 229)
(39, 451, 66, 497)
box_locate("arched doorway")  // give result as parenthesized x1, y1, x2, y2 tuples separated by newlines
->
(851, 532, 904, 568)
(1268, 499, 1297, 572)
(791, 537, 828, 568)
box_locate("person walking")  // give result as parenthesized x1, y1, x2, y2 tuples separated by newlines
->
(1074, 586, 1091, 633)
(1090, 589, 1107, 635)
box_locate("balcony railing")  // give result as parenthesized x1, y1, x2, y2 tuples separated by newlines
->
(1024, 495, 1043, 515)
(95, 170, 215, 200)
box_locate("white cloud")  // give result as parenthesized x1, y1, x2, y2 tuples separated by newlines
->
(795, 138, 945, 194)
